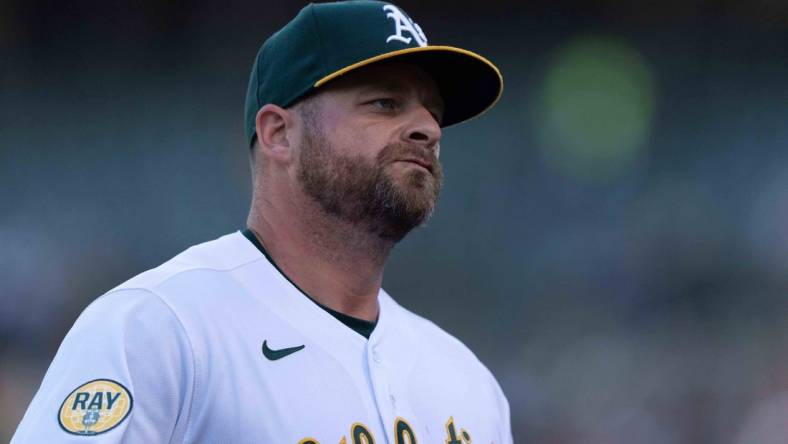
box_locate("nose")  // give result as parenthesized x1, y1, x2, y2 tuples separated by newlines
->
(403, 106, 442, 152)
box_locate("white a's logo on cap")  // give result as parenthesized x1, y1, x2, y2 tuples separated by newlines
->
(383, 4, 428, 47)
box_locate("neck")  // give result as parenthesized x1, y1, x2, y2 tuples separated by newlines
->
(247, 189, 394, 322)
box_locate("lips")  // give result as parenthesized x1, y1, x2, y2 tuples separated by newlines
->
(396, 158, 434, 174)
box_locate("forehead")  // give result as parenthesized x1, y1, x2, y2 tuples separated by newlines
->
(318, 61, 443, 104)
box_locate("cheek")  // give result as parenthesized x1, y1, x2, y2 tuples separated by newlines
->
(318, 108, 391, 158)
(331, 128, 386, 159)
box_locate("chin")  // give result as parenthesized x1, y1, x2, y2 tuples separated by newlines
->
(376, 188, 438, 241)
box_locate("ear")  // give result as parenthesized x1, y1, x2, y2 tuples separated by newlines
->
(255, 104, 294, 164)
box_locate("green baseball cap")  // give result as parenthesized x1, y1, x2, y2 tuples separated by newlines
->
(244, 0, 503, 145)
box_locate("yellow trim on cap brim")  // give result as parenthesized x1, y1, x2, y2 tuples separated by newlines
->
(313, 45, 504, 125)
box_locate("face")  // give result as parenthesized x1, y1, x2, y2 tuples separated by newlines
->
(295, 61, 444, 241)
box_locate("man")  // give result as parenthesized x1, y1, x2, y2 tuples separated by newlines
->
(13, 1, 510, 443)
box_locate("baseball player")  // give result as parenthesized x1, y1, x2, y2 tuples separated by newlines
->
(13, 1, 510, 443)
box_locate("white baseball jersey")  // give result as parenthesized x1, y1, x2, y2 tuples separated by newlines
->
(13, 231, 512, 443)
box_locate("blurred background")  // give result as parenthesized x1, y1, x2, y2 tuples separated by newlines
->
(2, 0, 787, 442)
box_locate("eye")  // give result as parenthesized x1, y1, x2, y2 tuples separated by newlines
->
(370, 98, 397, 110)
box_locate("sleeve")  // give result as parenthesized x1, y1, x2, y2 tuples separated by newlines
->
(490, 370, 513, 444)
(11, 288, 195, 443)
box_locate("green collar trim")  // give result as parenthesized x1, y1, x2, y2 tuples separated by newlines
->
(241, 228, 377, 339)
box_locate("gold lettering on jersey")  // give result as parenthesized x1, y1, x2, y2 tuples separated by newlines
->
(298, 417, 474, 444)
(394, 417, 417, 444)
(351, 422, 375, 444)
(58, 379, 133, 436)
(444, 416, 472, 444)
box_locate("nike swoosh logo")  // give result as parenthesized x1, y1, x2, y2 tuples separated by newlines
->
(262, 340, 305, 361)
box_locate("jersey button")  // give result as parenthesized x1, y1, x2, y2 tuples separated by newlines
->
(372, 350, 382, 363)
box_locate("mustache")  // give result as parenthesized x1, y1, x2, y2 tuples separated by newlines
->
(377, 142, 441, 176)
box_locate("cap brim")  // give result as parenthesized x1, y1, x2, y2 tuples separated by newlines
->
(314, 46, 503, 127)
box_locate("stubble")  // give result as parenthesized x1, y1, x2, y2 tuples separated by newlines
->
(296, 113, 443, 242)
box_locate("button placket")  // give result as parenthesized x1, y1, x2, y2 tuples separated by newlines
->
(367, 343, 397, 443)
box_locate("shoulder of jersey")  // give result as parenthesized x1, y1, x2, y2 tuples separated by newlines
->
(383, 293, 490, 370)
(108, 231, 260, 293)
